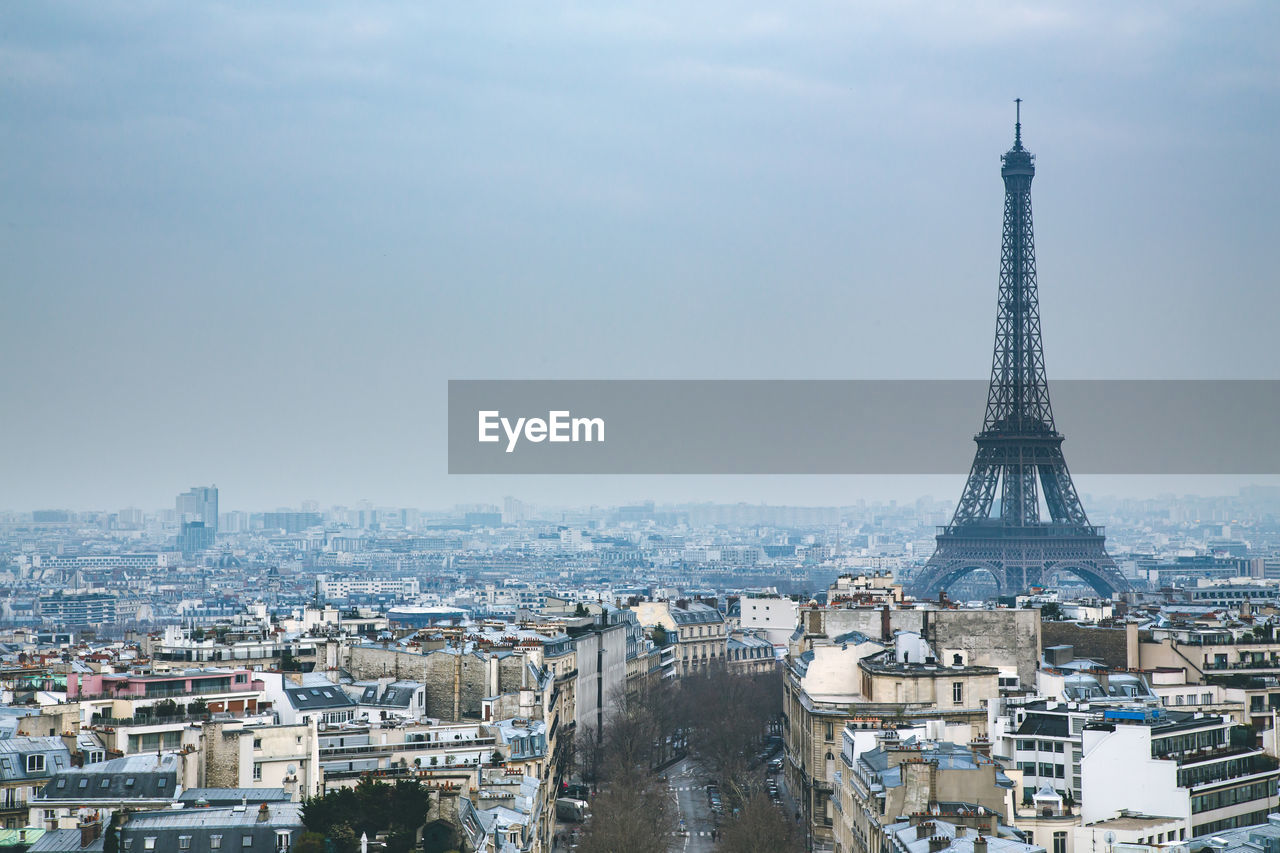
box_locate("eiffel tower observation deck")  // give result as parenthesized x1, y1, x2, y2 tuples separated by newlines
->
(910, 103, 1131, 600)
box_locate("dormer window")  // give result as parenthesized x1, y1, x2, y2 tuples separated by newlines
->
(26, 755, 45, 773)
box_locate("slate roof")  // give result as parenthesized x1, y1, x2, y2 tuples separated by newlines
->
(1187, 815, 1280, 853)
(669, 604, 723, 625)
(122, 802, 303, 830)
(357, 681, 421, 708)
(0, 737, 71, 782)
(38, 753, 179, 802)
(885, 818, 1042, 853)
(729, 632, 774, 650)
(178, 788, 292, 806)
(284, 684, 357, 711)
(1015, 714, 1070, 738)
(860, 740, 1015, 790)
(28, 829, 105, 852)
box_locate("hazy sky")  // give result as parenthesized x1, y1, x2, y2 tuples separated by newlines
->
(2, 2, 1278, 512)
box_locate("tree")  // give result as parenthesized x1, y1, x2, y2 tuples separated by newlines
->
(651, 625, 671, 647)
(1040, 602, 1064, 621)
(678, 665, 780, 807)
(576, 776, 674, 853)
(103, 811, 126, 853)
(386, 826, 416, 853)
(328, 823, 358, 853)
(291, 832, 327, 853)
(302, 779, 433, 847)
(717, 793, 804, 853)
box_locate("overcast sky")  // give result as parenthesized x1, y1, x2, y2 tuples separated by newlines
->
(2, 2, 1278, 512)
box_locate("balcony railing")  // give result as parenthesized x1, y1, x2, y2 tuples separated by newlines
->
(76, 681, 258, 700)
(320, 736, 496, 758)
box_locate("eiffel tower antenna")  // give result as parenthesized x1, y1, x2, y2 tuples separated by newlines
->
(910, 110, 1130, 600)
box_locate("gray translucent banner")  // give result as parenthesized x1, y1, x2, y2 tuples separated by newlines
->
(447, 380, 1280, 475)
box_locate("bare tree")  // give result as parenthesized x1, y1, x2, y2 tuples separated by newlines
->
(716, 792, 804, 853)
(575, 775, 675, 853)
(680, 664, 781, 807)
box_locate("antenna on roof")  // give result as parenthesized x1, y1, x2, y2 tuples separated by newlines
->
(1014, 98, 1023, 149)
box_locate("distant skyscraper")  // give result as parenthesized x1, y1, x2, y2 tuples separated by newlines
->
(176, 485, 219, 534)
(503, 496, 530, 524)
(179, 521, 215, 555)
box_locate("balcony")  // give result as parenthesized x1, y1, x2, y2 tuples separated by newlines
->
(89, 709, 262, 728)
(320, 735, 497, 758)
(76, 681, 258, 701)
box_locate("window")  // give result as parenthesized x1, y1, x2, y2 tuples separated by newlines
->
(825, 723, 835, 742)
(210, 835, 222, 849)
(180, 838, 192, 850)
(276, 831, 292, 850)
(953, 682, 964, 705)
(253, 763, 263, 781)
(144, 839, 156, 851)
(1203, 693, 1213, 705)
(26, 755, 44, 773)
(1053, 832, 1067, 853)
(243, 836, 254, 848)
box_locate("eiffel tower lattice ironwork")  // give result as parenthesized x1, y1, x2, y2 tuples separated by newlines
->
(910, 103, 1131, 599)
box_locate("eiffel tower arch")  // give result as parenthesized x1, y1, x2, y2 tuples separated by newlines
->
(910, 103, 1131, 600)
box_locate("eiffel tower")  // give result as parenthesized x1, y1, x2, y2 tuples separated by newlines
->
(910, 103, 1131, 599)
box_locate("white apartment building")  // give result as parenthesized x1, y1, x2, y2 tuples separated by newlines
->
(1081, 708, 1280, 838)
(738, 594, 799, 648)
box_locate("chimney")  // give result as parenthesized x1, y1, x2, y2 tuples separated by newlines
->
(974, 836, 989, 853)
(929, 836, 951, 853)
(257, 803, 270, 822)
(968, 737, 992, 758)
(917, 822, 934, 839)
(78, 813, 102, 848)
(882, 605, 892, 642)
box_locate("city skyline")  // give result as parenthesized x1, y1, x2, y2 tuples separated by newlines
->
(11, 477, 1280, 518)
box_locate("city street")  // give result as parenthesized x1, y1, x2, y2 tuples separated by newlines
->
(663, 756, 718, 852)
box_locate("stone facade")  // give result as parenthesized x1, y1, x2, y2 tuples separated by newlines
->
(348, 646, 532, 721)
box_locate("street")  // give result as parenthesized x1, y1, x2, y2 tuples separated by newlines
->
(662, 756, 718, 853)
